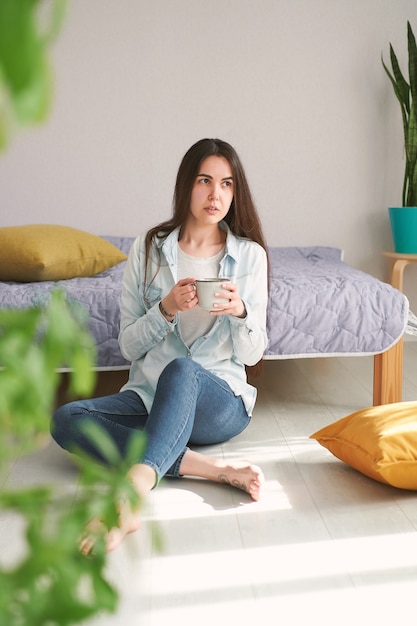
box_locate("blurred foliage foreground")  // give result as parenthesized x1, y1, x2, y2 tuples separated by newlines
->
(0, 0, 66, 151)
(0, 290, 145, 625)
(0, 4, 148, 623)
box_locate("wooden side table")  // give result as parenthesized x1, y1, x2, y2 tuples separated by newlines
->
(382, 251, 417, 291)
(373, 251, 414, 405)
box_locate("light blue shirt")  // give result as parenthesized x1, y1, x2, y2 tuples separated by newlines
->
(119, 222, 268, 415)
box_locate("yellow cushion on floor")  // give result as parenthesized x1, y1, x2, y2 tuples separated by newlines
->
(310, 401, 417, 489)
(0, 224, 127, 282)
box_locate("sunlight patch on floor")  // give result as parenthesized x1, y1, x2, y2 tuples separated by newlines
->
(144, 532, 417, 626)
(141, 478, 293, 522)
(146, 531, 417, 597)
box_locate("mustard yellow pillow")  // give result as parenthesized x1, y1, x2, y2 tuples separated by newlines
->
(0, 225, 127, 282)
(310, 401, 417, 490)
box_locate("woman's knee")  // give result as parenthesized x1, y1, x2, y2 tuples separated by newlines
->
(160, 357, 200, 381)
(51, 402, 72, 431)
(50, 400, 86, 448)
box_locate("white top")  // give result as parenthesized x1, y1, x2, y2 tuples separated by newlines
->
(177, 245, 224, 347)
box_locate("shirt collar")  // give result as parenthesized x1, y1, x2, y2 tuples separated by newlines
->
(160, 221, 241, 264)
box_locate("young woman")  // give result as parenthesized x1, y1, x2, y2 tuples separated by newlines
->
(51, 138, 269, 552)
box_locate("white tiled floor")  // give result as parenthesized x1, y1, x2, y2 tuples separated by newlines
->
(2, 341, 417, 625)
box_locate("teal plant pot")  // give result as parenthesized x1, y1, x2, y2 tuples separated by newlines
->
(389, 207, 417, 253)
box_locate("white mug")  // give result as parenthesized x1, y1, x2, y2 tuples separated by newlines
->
(195, 278, 230, 311)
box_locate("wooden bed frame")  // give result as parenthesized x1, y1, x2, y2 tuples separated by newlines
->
(374, 251, 415, 406)
(373, 339, 403, 405)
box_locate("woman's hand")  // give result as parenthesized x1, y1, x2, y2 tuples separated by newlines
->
(160, 279, 246, 320)
(210, 282, 246, 318)
(160, 278, 197, 319)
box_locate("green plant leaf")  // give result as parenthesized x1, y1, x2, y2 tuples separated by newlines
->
(0, 0, 67, 149)
(42, 0, 67, 45)
(0, 0, 41, 92)
(408, 22, 417, 107)
(385, 44, 410, 111)
(68, 348, 97, 397)
(382, 48, 410, 174)
(80, 420, 123, 467)
(13, 54, 52, 124)
(407, 102, 417, 198)
(0, 485, 119, 625)
(126, 428, 147, 465)
(0, 289, 96, 466)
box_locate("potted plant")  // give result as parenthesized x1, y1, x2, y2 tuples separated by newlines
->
(382, 21, 417, 253)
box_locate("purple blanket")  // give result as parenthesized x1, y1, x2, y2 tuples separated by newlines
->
(264, 246, 408, 358)
(0, 239, 408, 368)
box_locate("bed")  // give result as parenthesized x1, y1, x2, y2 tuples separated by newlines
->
(0, 236, 408, 405)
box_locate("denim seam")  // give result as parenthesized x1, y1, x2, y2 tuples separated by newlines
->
(148, 368, 198, 476)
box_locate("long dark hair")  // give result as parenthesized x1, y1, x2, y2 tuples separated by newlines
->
(145, 138, 268, 262)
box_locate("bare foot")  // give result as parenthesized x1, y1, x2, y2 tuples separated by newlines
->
(216, 461, 264, 501)
(179, 450, 265, 501)
(80, 501, 141, 555)
(80, 464, 156, 555)
(104, 501, 141, 552)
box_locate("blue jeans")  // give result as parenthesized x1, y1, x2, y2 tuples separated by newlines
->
(51, 358, 250, 483)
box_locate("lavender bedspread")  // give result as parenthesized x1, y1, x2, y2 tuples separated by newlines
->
(0, 239, 408, 368)
(264, 246, 408, 358)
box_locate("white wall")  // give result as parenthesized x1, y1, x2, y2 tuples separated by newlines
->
(1, 0, 416, 300)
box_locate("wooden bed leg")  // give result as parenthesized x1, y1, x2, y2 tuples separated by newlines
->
(373, 338, 403, 405)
